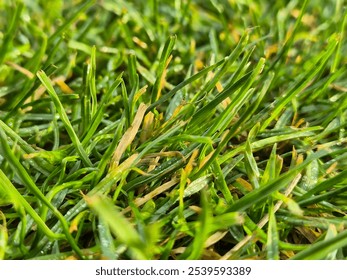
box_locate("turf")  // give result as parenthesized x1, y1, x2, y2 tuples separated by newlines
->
(0, 0, 347, 260)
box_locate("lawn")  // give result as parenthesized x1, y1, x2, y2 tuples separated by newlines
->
(0, 0, 347, 260)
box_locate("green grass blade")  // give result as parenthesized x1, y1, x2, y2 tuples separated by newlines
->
(0, 169, 61, 240)
(0, 211, 8, 260)
(47, 0, 95, 45)
(227, 149, 331, 212)
(0, 128, 83, 258)
(87, 45, 98, 118)
(266, 203, 279, 260)
(261, 36, 338, 130)
(291, 229, 347, 260)
(37, 70, 92, 167)
(146, 58, 226, 112)
(0, 2, 23, 64)
(85, 194, 147, 259)
(151, 35, 176, 103)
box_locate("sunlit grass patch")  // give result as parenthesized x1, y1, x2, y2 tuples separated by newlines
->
(0, 0, 347, 260)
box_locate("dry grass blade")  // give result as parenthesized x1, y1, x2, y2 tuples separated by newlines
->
(111, 103, 148, 168)
(122, 178, 179, 214)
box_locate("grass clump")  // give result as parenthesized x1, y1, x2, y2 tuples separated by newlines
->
(0, 0, 347, 260)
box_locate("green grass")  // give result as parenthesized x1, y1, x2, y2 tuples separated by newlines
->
(0, 0, 347, 260)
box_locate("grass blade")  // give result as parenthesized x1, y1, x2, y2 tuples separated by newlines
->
(37, 70, 92, 167)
